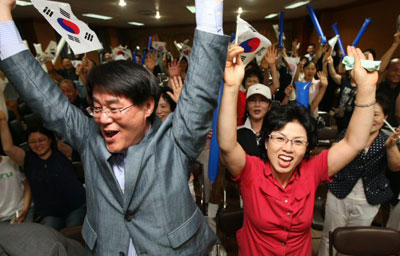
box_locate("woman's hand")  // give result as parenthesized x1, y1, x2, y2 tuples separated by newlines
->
(317, 71, 328, 87)
(347, 46, 378, 90)
(223, 44, 244, 89)
(385, 127, 400, 148)
(265, 46, 277, 65)
(167, 59, 181, 78)
(167, 76, 183, 103)
(145, 52, 157, 72)
(285, 84, 293, 97)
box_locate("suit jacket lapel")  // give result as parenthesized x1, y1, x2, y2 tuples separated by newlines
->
(123, 118, 161, 210)
(93, 135, 124, 207)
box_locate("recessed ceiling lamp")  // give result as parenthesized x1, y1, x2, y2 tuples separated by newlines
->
(186, 6, 196, 13)
(128, 21, 144, 26)
(16, 0, 32, 6)
(155, 11, 161, 19)
(82, 13, 113, 20)
(285, 0, 310, 9)
(119, 0, 126, 7)
(265, 13, 279, 19)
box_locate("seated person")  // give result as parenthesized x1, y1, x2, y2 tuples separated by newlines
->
(0, 222, 86, 256)
(59, 79, 88, 112)
(0, 154, 31, 223)
(0, 111, 86, 231)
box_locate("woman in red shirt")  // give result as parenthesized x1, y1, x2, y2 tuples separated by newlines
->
(218, 45, 379, 255)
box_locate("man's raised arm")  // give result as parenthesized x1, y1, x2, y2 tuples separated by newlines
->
(0, 0, 90, 153)
(172, 0, 229, 159)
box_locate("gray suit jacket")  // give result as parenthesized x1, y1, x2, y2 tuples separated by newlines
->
(0, 30, 229, 255)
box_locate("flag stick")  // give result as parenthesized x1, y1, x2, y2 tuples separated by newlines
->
(52, 38, 66, 65)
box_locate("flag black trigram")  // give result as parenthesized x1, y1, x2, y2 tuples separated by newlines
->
(59, 8, 71, 19)
(68, 34, 80, 43)
(84, 32, 94, 42)
(43, 6, 54, 17)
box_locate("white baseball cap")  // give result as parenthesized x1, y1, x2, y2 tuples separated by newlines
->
(246, 84, 272, 100)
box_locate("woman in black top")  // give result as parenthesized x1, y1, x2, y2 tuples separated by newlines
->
(0, 111, 86, 231)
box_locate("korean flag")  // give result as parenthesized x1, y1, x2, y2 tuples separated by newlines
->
(236, 18, 271, 66)
(31, 0, 103, 55)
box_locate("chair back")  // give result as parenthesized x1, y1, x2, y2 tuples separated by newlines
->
(329, 226, 400, 256)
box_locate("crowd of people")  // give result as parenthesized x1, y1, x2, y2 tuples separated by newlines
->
(0, 0, 399, 255)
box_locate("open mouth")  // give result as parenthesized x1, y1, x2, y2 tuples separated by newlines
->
(103, 130, 119, 142)
(278, 155, 293, 168)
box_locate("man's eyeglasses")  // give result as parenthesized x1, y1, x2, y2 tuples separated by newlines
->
(86, 105, 134, 119)
(268, 134, 308, 149)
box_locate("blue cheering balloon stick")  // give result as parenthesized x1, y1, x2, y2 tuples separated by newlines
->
(278, 12, 285, 49)
(148, 36, 152, 50)
(306, 4, 327, 44)
(295, 81, 311, 108)
(132, 51, 137, 63)
(332, 23, 347, 58)
(352, 18, 372, 46)
(208, 82, 224, 183)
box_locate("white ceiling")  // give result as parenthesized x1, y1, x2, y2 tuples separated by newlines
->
(13, 0, 362, 28)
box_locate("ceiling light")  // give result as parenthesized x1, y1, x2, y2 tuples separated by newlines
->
(285, 0, 311, 9)
(265, 13, 279, 19)
(119, 0, 126, 7)
(155, 11, 161, 19)
(186, 6, 196, 13)
(128, 21, 144, 26)
(16, 0, 32, 6)
(238, 7, 243, 15)
(82, 13, 113, 20)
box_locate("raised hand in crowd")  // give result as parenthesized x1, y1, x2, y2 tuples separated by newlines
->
(167, 59, 181, 78)
(379, 31, 400, 74)
(385, 127, 400, 148)
(317, 71, 328, 87)
(291, 38, 300, 57)
(349, 46, 378, 90)
(144, 52, 157, 72)
(265, 45, 277, 66)
(224, 45, 245, 90)
(327, 55, 342, 85)
(167, 75, 183, 103)
(77, 56, 94, 85)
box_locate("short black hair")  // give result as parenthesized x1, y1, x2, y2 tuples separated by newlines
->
(59, 79, 76, 89)
(308, 43, 316, 48)
(160, 87, 176, 112)
(258, 104, 317, 161)
(242, 68, 263, 87)
(303, 60, 316, 69)
(376, 93, 392, 117)
(26, 125, 57, 149)
(86, 60, 160, 123)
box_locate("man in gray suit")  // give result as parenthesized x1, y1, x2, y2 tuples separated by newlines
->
(0, 0, 242, 255)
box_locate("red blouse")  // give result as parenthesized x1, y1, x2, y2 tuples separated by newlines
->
(234, 150, 330, 255)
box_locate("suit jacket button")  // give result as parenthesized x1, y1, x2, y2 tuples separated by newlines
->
(125, 214, 132, 222)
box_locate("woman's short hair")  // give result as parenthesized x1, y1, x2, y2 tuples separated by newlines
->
(242, 68, 263, 87)
(86, 60, 160, 123)
(258, 104, 318, 161)
(26, 125, 57, 149)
